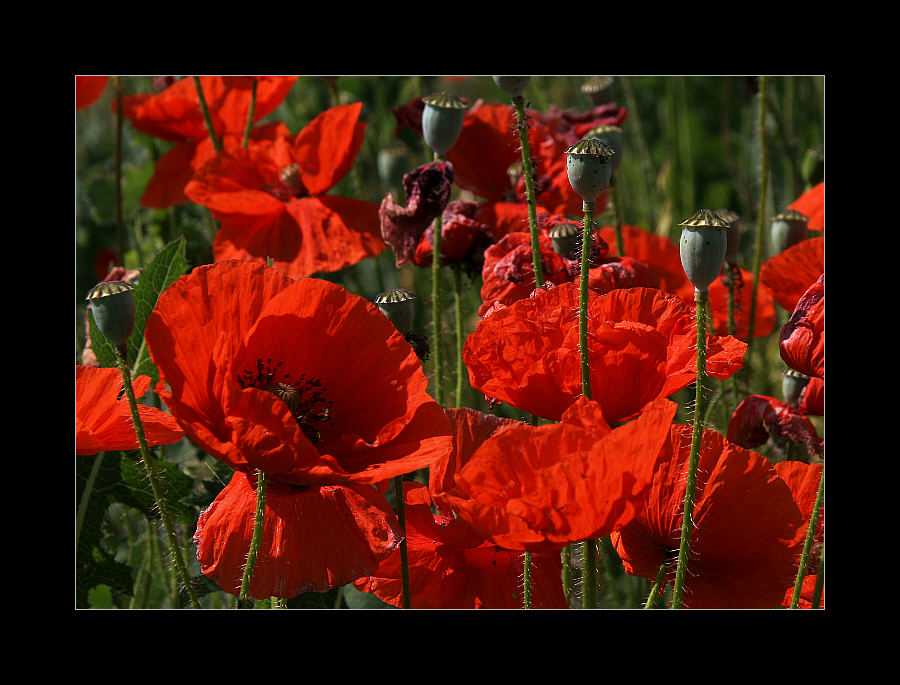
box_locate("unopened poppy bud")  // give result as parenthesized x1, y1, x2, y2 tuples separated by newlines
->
(782, 368, 810, 406)
(678, 209, 729, 292)
(714, 209, 742, 264)
(86, 280, 135, 348)
(770, 209, 809, 255)
(584, 124, 623, 175)
(565, 138, 615, 203)
(581, 76, 614, 105)
(375, 288, 416, 335)
(549, 222, 581, 261)
(421, 92, 469, 155)
(492, 76, 531, 97)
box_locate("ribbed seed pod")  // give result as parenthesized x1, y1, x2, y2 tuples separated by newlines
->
(678, 209, 730, 292)
(86, 280, 135, 348)
(492, 76, 531, 97)
(549, 221, 582, 261)
(374, 288, 416, 336)
(421, 92, 469, 155)
(565, 138, 615, 202)
(770, 209, 810, 255)
(583, 124, 623, 175)
(782, 368, 811, 406)
(714, 209, 742, 264)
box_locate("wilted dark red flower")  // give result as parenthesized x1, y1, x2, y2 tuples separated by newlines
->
(411, 200, 494, 270)
(439, 396, 677, 552)
(379, 160, 454, 267)
(76, 365, 183, 455)
(464, 283, 747, 423)
(144, 261, 452, 597)
(727, 393, 824, 458)
(760, 236, 824, 312)
(76, 76, 109, 110)
(119, 76, 298, 208)
(780, 273, 824, 379)
(611, 425, 805, 609)
(184, 103, 385, 279)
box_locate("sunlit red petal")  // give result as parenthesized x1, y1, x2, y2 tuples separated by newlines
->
(760, 236, 824, 311)
(194, 471, 402, 599)
(788, 182, 824, 233)
(292, 103, 366, 196)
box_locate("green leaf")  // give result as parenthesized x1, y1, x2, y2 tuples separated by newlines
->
(119, 452, 199, 527)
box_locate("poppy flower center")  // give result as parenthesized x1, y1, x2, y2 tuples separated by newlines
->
(266, 163, 308, 201)
(237, 358, 333, 444)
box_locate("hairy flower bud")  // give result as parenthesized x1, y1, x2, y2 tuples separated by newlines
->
(421, 92, 469, 155)
(678, 209, 729, 292)
(86, 280, 135, 348)
(565, 138, 615, 202)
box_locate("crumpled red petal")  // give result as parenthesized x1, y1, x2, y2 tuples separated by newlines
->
(780, 273, 824, 379)
(726, 394, 824, 458)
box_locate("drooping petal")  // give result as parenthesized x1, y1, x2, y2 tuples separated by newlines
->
(292, 102, 366, 196)
(194, 472, 402, 599)
(726, 394, 823, 458)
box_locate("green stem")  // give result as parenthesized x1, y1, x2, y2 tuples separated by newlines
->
(76, 451, 104, 552)
(431, 151, 445, 406)
(746, 76, 769, 374)
(114, 346, 200, 609)
(523, 551, 532, 609)
(239, 469, 268, 607)
(561, 546, 573, 607)
(811, 547, 824, 609)
(644, 562, 668, 609)
(512, 95, 543, 288)
(582, 538, 598, 609)
(242, 78, 258, 148)
(671, 287, 709, 609)
(392, 476, 412, 609)
(790, 469, 824, 609)
(192, 76, 222, 152)
(579, 201, 594, 400)
(611, 180, 625, 256)
(453, 263, 465, 407)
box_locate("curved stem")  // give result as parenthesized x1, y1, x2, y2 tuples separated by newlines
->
(790, 469, 824, 608)
(239, 469, 268, 607)
(512, 95, 543, 288)
(671, 287, 709, 609)
(192, 76, 222, 152)
(393, 476, 412, 609)
(746, 76, 769, 373)
(644, 562, 668, 609)
(242, 78, 258, 148)
(115, 346, 200, 609)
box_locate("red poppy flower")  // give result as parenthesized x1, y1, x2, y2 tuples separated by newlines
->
(780, 273, 824, 379)
(788, 182, 824, 234)
(610, 425, 805, 609)
(194, 471, 403, 599)
(184, 103, 385, 279)
(353, 480, 567, 609)
(446, 101, 626, 218)
(411, 200, 494, 269)
(144, 261, 453, 597)
(726, 393, 824, 458)
(774, 460, 824, 608)
(464, 283, 747, 423)
(760, 236, 824, 312)
(76, 76, 108, 110)
(119, 76, 298, 208)
(439, 396, 677, 552)
(76, 365, 184, 455)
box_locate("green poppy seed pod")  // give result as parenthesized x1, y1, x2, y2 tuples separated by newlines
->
(678, 209, 730, 292)
(714, 209, 742, 264)
(782, 368, 811, 406)
(86, 280, 135, 348)
(492, 76, 531, 97)
(584, 124, 623, 174)
(565, 138, 615, 202)
(770, 209, 810, 255)
(374, 288, 416, 336)
(421, 92, 469, 155)
(802, 145, 824, 188)
(549, 222, 581, 261)
(581, 76, 614, 105)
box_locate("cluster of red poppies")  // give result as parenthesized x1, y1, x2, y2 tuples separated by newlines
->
(76, 76, 824, 610)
